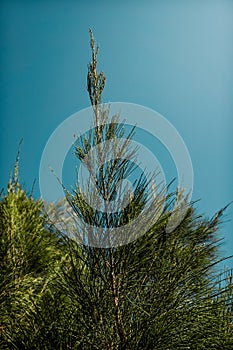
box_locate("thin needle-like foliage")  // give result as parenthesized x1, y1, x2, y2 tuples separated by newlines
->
(0, 31, 232, 349)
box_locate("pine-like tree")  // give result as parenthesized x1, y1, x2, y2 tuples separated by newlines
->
(0, 31, 232, 350)
(56, 30, 233, 349)
(0, 150, 66, 349)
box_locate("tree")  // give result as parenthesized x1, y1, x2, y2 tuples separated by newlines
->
(0, 149, 65, 349)
(56, 30, 233, 349)
(0, 30, 232, 350)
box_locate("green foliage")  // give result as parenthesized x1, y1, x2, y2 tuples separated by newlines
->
(0, 31, 232, 349)
(56, 206, 233, 349)
(0, 163, 65, 349)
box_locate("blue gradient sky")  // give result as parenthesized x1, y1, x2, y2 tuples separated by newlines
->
(1, 1, 232, 268)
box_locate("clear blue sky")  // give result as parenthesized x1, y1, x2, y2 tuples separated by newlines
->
(0, 0, 232, 268)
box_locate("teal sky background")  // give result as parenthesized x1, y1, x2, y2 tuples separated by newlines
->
(1, 1, 232, 268)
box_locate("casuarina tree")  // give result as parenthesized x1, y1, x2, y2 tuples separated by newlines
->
(56, 30, 233, 349)
(0, 31, 232, 350)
